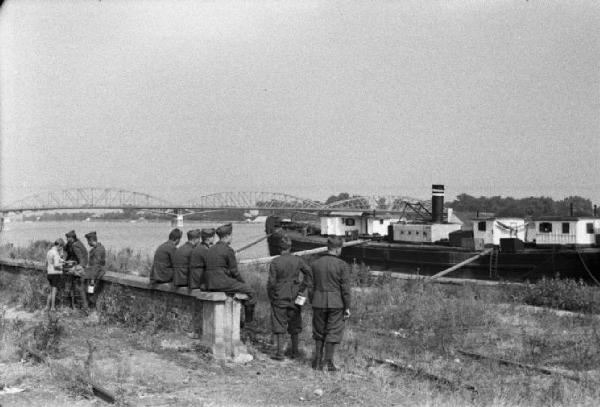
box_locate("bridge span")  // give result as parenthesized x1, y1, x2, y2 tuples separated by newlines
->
(0, 188, 432, 226)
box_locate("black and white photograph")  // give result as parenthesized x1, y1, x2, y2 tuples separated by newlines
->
(0, 0, 599, 405)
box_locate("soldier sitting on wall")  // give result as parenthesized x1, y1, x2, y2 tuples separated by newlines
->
(204, 224, 257, 327)
(173, 229, 201, 288)
(189, 228, 215, 290)
(150, 228, 182, 285)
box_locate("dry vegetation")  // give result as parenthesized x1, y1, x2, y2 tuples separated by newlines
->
(2, 242, 600, 406)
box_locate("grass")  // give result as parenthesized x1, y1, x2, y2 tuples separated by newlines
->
(0, 241, 153, 276)
(4, 242, 600, 406)
(240, 261, 600, 406)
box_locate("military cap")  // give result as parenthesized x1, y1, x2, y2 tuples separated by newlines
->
(187, 229, 201, 240)
(216, 223, 233, 238)
(54, 238, 65, 247)
(327, 236, 344, 250)
(201, 228, 216, 239)
(65, 230, 77, 239)
(169, 228, 182, 241)
(84, 231, 97, 241)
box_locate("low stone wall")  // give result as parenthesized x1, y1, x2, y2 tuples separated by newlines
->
(0, 258, 249, 361)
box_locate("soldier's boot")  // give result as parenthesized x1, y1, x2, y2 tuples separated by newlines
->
(290, 334, 300, 359)
(312, 340, 324, 370)
(324, 342, 339, 372)
(272, 334, 285, 361)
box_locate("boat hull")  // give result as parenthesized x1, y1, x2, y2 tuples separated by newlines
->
(277, 233, 600, 283)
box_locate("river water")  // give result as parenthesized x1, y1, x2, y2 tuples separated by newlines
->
(0, 220, 268, 260)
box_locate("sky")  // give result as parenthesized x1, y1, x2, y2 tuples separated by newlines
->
(1, 0, 599, 207)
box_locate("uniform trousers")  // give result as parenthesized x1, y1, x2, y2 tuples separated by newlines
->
(312, 308, 345, 343)
(271, 304, 302, 334)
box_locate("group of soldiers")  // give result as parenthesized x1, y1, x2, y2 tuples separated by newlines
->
(151, 223, 352, 371)
(45, 230, 106, 312)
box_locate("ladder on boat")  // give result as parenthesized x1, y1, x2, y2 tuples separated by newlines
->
(489, 246, 499, 278)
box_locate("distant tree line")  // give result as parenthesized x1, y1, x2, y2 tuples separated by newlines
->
(445, 194, 595, 218)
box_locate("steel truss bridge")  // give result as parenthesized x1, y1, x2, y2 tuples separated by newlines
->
(0, 188, 432, 219)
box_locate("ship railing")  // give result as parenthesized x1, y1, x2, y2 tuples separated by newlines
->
(535, 233, 577, 245)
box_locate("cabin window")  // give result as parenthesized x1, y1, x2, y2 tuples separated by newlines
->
(400, 231, 404, 235)
(478, 221, 486, 231)
(408, 231, 411, 235)
(539, 222, 552, 233)
(416, 231, 419, 235)
(423, 232, 427, 237)
(380, 219, 384, 224)
(562, 223, 570, 234)
(345, 218, 355, 226)
(587, 223, 594, 234)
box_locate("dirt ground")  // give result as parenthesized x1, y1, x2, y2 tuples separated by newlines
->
(0, 303, 409, 407)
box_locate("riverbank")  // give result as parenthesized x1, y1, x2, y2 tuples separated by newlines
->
(2, 244, 600, 406)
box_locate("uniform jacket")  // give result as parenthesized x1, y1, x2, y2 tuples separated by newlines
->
(66, 239, 88, 267)
(172, 241, 195, 286)
(85, 242, 106, 280)
(309, 254, 351, 309)
(267, 253, 311, 308)
(189, 242, 209, 289)
(151, 241, 177, 283)
(204, 241, 242, 289)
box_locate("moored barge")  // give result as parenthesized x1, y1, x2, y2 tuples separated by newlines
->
(266, 185, 600, 282)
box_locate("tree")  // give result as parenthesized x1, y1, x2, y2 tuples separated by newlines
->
(325, 192, 351, 205)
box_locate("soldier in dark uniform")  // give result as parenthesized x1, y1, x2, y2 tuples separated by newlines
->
(173, 229, 201, 287)
(189, 228, 215, 290)
(309, 236, 351, 371)
(64, 230, 89, 309)
(267, 225, 286, 256)
(267, 235, 311, 361)
(83, 231, 106, 309)
(205, 224, 257, 325)
(150, 228, 182, 285)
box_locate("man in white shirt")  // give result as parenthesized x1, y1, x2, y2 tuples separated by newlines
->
(45, 238, 65, 312)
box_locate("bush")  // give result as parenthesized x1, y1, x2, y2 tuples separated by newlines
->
(32, 313, 64, 356)
(0, 271, 47, 311)
(517, 278, 600, 313)
(0, 240, 53, 262)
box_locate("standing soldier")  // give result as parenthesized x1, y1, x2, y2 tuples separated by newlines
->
(205, 223, 257, 326)
(189, 228, 215, 290)
(45, 238, 65, 312)
(150, 228, 182, 285)
(267, 235, 311, 361)
(173, 229, 201, 287)
(64, 230, 89, 309)
(83, 231, 106, 309)
(309, 236, 351, 371)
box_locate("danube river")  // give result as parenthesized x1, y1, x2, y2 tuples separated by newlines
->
(0, 220, 268, 260)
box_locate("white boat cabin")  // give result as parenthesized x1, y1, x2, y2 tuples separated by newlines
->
(472, 217, 526, 246)
(391, 222, 462, 243)
(319, 211, 398, 237)
(531, 217, 600, 246)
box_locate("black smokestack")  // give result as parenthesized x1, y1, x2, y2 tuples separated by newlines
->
(570, 202, 574, 217)
(432, 184, 444, 223)
(594, 204, 597, 217)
